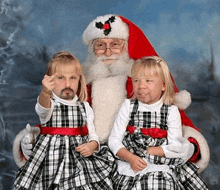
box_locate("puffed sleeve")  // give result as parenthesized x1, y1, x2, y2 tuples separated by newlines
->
(108, 99, 130, 156)
(160, 105, 194, 162)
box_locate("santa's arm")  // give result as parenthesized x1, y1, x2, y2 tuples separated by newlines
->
(172, 75, 210, 173)
(13, 124, 40, 168)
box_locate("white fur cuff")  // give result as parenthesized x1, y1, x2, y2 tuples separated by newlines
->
(183, 126, 210, 173)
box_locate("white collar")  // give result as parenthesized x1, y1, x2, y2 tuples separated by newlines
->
(52, 92, 79, 106)
(138, 98, 163, 112)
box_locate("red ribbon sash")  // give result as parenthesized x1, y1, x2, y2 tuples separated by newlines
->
(35, 125, 88, 136)
(126, 125, 167, 139)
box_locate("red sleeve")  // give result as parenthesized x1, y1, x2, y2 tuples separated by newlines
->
(170, 73, 201, 162)
(126, 77, 133, 98)
(87, 84, 92, 106)
(188, 137, 201, 163)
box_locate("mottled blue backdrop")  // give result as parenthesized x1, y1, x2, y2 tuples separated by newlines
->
(0, 0, 219, 189)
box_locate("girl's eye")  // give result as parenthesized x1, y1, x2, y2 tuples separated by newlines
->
(58, 76, 64, 80)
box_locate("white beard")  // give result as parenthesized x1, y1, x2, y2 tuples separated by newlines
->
(83, 52, 133, 84)
(83, 52, 133, 143)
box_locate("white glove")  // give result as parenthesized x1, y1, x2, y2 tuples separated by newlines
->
(21, 124, 40, 160)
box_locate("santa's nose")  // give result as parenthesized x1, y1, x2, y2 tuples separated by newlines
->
(103, 48, 112, 57)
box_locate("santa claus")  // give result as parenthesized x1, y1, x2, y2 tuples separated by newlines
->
(13, 14, 209, 173)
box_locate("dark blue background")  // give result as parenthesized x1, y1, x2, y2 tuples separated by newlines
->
(0, 0, 219, 189)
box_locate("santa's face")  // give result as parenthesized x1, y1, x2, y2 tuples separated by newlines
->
(93, 38, 127, 64)
(84, 38, 133, 83)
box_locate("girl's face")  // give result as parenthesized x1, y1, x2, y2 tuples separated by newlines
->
(132, 68, 165, 105)
(53, 63, 80, 100)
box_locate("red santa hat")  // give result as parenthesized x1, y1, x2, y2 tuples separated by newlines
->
(82, 14, 192, 109)
(82, 14, 158, 59)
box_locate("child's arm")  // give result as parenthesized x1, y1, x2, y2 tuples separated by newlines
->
(83, 102, 100, 150)
(116, 148, 147, 172)
(108, 100, 130, 156)
(75, 140, 98, 157)
(39, 74, 57, 108)
(109, 100, 148, 172)
(75, 102, 100, 157)
(160, 105, 194, 161)
(147, 146, 165, 157)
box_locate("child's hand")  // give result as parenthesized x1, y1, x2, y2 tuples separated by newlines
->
(75, 141, 98, 157)
(129, 155, 148, 172)
(147, 146, 165, 157)
(41, 74, 57, 96)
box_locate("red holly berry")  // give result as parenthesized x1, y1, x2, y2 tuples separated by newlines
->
(103, 23, 110, 30)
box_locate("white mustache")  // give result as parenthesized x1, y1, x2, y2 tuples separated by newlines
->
(96, 54, 119, 61)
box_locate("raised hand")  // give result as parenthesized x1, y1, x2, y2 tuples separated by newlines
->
(41, 74, 57, 96)
(39, 74, 57, 108)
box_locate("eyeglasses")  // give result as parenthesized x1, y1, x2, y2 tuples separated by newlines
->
(93, 39, 125, 53)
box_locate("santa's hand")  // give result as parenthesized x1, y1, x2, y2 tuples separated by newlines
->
(21, 124, 40, 160)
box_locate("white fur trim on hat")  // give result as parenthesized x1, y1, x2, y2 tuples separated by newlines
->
(83, 14, 129, 46)
(174, 90, 191, 110)
(182, 126, 210, 173)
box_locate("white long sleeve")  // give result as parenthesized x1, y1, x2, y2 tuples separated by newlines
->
(108, 99, 194, 161)
(35, 93, 99, 144)
(160, 106, 194, 161)
(108, 99, 130, 156)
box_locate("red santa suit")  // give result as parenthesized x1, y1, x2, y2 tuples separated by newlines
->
(82, 14, 209, 173)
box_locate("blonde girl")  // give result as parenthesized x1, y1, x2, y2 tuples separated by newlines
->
(109, 56, 208, 190)
(14, 52, 115, 190)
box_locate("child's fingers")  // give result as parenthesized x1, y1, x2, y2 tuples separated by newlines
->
(43, 73, 57, 82)
(75, 144, 85, 151)
(49, 73, 57, 81)
(133, 158, 148, 172)
(139, 159, 147, 166)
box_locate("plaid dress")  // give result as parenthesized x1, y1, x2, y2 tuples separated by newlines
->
(112, 99, 209, 190)
(14, 99, 116, 190)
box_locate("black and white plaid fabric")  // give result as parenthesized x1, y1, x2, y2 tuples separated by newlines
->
(44, 98, 86, 128)
(122, 99, 169, 157)
(113, 99, 209, 190)
(14, 100, 116, 190)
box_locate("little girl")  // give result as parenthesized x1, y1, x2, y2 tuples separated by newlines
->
(108, 56, 209, 190)
(13, 51, 115, 190)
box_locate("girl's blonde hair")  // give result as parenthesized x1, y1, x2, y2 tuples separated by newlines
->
(131, 56, 174, 105)
(46, 51, 87, 102)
